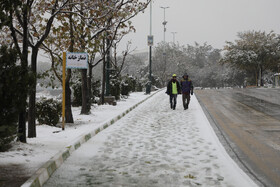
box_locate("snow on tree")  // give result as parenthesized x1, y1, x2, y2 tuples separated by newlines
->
(221, 30, 280, 86)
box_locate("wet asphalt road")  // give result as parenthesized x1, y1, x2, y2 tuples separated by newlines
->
(195, 88, 280, 187)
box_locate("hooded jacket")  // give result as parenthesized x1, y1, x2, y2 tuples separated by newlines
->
(181, 77, 193, 94)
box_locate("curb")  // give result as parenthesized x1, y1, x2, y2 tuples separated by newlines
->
(21, 90, 161, 187)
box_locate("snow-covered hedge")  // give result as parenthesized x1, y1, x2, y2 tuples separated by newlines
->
(36, 97, 62, 126)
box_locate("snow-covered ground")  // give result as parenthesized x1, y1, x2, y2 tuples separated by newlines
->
(0, 91, 151, 184)
(40, 90, 257, 187)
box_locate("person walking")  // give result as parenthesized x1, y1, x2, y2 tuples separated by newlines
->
(180, 73, 193, 110)
(166, 74, 181, 110)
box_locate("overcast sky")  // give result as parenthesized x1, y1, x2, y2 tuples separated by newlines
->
(118, 0, 280, 52)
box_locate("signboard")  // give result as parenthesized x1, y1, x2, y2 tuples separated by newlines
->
(66, 52, 88, 69)
(147, 35, 154, 46)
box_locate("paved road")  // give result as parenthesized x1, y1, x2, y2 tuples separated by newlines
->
(44, 90, 256, 187)
(195, 88, 280, 187)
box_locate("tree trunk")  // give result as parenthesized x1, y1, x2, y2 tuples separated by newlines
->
(255, 69, 258, 87)
(65, 15, 74, 122)
(65, 70, 74, 123)
(101, 59, 106, 104)
(28, 47, 38, 138)
(17, 2, 29, 143)
(18, 109, 27, 142)
(18, 59, 28, 143)
(87, 64, 93, 105)
(260, 66, 264, 86)
(81, 69, 90, 114)
(64, 7, 74, 123)
(28, 88, 36, 138)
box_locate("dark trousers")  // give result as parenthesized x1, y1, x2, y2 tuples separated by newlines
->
(170, 94, 177, 109)
(182, 92, 190, 109)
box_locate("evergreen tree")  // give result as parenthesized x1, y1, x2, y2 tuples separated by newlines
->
(0, 46, 22, 151)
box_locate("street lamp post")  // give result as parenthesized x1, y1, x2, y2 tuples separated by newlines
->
(160, 6, 169, 84)
(160, 6, 169, 42)
(171, 32, 177, 43)
(146, 1, 153, 94)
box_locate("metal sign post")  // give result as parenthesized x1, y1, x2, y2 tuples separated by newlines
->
(66, 52, 88, 69)
(62, 52, 88, 130)
(147, 35, 153, 46)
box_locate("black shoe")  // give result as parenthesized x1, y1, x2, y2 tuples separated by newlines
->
(170, 104, 173, 109)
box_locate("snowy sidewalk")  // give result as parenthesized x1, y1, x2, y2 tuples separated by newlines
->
(0, 92, 154, 187)
(44, 90, 257, 187)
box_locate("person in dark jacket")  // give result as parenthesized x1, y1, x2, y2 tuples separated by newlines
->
(180, 73, 193, 110)
(166, 74, 181, 110)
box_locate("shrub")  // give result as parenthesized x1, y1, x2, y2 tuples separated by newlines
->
(0, 126, 17, 152)
(136, 81, 143, 92)
(72, 79, 82, 107)
(36, 97, 62, 126)
(91, 79, 101, 103)
(110, 77, 121, 100)
(121, 81, 129, 96)
(121, 75, 140, 95)
(72, 78, 101, 106)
